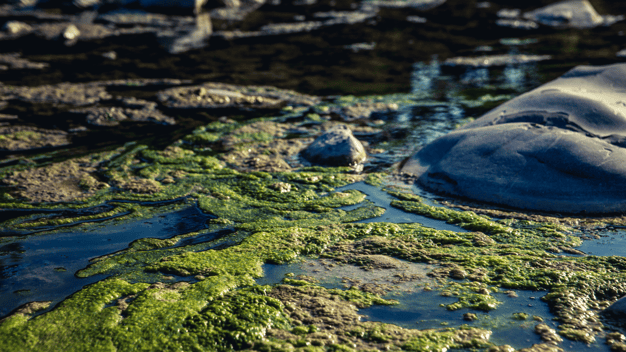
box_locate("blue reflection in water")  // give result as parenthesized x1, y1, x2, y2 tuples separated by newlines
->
(411, 59, 441, 98)
(335, 182, 465, 232)
(576, 230, 626, 257)
(0, 204, 214, 317)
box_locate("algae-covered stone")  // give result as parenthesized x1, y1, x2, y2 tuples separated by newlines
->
(0, 82, 111, 105)
(403, 63, 626, 213)
(535, 323, 563, 345)
(2, 157, 109, 203)
(72, 106, 175, 126)
(0, 126, 69, 151)
(301, 125, 366, 166)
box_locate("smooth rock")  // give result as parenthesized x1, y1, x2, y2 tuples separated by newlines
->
(523, 0, 622, 29)
(402, 63, 626, 213)
(301, 125, 366, 166)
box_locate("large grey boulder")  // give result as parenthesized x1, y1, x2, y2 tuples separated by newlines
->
(301, 125, 366, 166)
(402, 63, 626, 214)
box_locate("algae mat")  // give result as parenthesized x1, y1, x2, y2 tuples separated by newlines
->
(3, 90, 626, 352)
(3, 0, 626, 351)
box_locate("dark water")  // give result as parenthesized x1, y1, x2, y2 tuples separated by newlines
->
(0, 204, 214, 317)
(336, 181, 466, 232)
(2, 0, 626, 161)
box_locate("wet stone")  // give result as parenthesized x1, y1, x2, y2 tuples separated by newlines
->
(496, 18, 539, 30)
(333, 102, 398, 121)
(0, 126, 70, 151)
(402, 63, 626, 213)
(535, 323, 563, 345)
(215, 9, 375, 39)
(0, 82, 111, 106)
(119, 178, 162, 194)
(497, 8, 521, 19)
(158, 82, 319, 109)
(0, 53, 48, 70)
(2, 20, 32, 35)
(406, 16, 427, 23)
(221, 138, 311, 172)
(2, 157, 109, 203)
(98, 11, 177, 27)
(523, 0, 623, 29)
(443, 54, 551, 68)
(34, 22, 114, 42)
(270, 182, 292, 193)
(463, 312, 477, 321)
(72, 106, 175, 127)
(517, 344, 564, 352)
(301, 125, 366, 166)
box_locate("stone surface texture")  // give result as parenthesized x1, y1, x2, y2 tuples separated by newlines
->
(523, 0, 621, 28)
(301, 125, 366, 166)
(402, 63, 626, 213)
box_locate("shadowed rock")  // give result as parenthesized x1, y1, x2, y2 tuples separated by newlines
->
(603, 296, 626, 328)
(301, 125, 366, 166)
(402, 63, 626, 213)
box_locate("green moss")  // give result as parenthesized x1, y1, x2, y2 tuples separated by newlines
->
(559, 328, 596, 344)
(402, 329, 488, 351)
(328, 286, 396, 308)
(512, 312, 529, 320)
(5, 106, 626, 351)
(0, 278, 149, 351)
(184, 285, 291, 351)
(446, 293, 501, 311)
(365, 173, 387, 187)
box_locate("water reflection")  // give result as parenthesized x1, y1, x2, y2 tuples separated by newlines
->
(410, 58, 441, 98)
(460, 67, 489, 86)
(503, 64, 526, 89)
(575, 230, 626, 257)
(335, 182, 466, 232)
(158, 13, 212, 54)
(0, 204, 213, 317)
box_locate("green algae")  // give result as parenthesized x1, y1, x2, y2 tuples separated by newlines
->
(5, 98, 626, 352)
